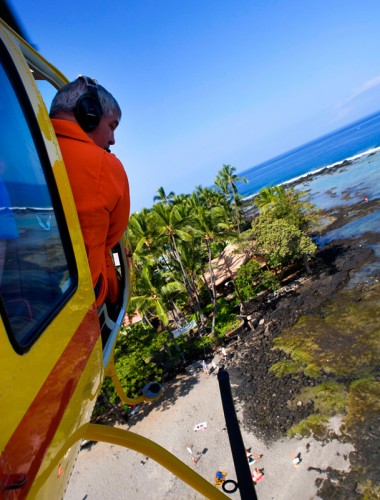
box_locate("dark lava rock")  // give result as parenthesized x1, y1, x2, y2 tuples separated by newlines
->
(225, 237, 376, 443)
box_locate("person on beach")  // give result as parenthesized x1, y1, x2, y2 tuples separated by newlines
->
(50, 76, 130, 308)
(251, 467, 264, 483)
(291, 452, 302, 466)
(245, 449, 263, 465)
(215, 471, 227, 486)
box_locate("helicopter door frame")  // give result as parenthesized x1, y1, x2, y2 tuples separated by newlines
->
(99, 236, 132, 367)
(0, 20, 105, 499)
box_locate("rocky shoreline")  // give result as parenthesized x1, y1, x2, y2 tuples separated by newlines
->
(223, 198, 380, 497)
(228, 236, 375, 436)
(91, 193, 379, 497)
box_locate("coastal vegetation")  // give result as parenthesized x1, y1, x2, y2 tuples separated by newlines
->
(94, 163, 380, 498)
(96, 164, 319, 411)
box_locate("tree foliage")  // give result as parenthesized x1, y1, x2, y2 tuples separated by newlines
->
(252, 216, 317, 270)
(215, 164, 248, 232)
(107, 168, 320, 403)
(235, 260, 280, 301)
(255, 185, 319, 232)
(251, 186, 318, 271)
(112, 323, 166, 399)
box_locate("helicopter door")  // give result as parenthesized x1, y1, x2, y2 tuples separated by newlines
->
(0, 27, 103, 499)
(0, 42, 77, 353)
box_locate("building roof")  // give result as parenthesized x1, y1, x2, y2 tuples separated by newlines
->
(202, 243, 250, 288)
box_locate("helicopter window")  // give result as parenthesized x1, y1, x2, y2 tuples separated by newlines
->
(34, 79, 57, 114)
(0, 46, 77, 353)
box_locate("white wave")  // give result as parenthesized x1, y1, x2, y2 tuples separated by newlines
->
(282, 146, 380, 187)
(243, 146, 380, 202)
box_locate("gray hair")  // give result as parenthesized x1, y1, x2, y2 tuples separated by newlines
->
(50, 77, 121, 120)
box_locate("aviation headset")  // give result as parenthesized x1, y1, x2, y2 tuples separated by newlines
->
(74, 75, 103, 132)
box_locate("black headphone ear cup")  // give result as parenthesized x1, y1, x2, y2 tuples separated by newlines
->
(75, 93, 103, 132)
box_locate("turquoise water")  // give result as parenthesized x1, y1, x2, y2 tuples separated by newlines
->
(296, 151, 380, 211)
(237, 110, 380, 199)
(238, 110, 380, 244)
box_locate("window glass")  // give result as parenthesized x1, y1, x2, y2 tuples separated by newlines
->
(0, 58, 75, 350)
(35, 79, 57, 113)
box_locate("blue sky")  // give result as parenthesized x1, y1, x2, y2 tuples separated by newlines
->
(10, 0, 380, 212)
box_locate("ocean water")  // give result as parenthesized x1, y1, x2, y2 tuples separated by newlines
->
(237, 109, 380, 204)
(297, 149, 380, 210)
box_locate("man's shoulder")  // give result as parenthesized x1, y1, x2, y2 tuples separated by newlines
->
(102, 151, 128, 181)
(103, 150, 123, 167)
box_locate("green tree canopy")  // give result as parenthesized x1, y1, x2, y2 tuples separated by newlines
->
(252, 215, 317, 271)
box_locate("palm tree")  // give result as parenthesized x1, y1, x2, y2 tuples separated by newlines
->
(191, 204, 229, 338)
(215, 164, 248, 233)
(128, 209, 155, 253)
(128, 209, 162, 274)
(129, 265, 170, 326)
(150, 202, 206, 334)
(194, 185, 227, 210)
(254, 186, 279, 212)
(153, 186, 175, 205)
(215, 164, 247, 203)
(129, 264, 187, 363)
(255, 185, 318, 232)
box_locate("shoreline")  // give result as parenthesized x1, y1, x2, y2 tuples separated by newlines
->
(65, 229, 379, 499)
(241, 145, 380, 207)
(65, 178, 380, 499)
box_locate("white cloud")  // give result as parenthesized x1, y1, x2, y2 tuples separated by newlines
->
(350, 75, 380, 99)
(334, 75, 380, 122)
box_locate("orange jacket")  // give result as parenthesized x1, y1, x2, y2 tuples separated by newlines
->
(52, 119, 130, 306)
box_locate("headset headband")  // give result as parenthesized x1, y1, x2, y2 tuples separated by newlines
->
(78, 75, 98, 92)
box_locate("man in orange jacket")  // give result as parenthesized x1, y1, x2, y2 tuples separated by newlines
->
(50, 76, 130, 307)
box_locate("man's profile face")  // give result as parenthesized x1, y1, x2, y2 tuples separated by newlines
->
(88, 110, 119, 150)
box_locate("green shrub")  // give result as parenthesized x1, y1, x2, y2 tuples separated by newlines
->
(344, 378, 380, 432)
(259, 270, 280, 291)
(215, 316, 241, 338)
(235, 260, 262, 300)
(235, 261, 280, 301)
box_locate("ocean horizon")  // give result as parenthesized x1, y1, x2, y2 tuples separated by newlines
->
(236, 109, 380, 201)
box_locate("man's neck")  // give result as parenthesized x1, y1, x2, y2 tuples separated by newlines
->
(51, 111, 77, 123)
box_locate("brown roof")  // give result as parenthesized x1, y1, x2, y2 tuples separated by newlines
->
(202, 243, 250, 288)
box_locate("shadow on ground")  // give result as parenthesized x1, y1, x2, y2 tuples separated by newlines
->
(81, 373, 202, 450)
(127, 371, 203, 427)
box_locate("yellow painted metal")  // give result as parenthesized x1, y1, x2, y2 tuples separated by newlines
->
(0, 19, 102, 499)
(105, 355, 162, 405)
(0, 20, 97, 451)
(0, 19, 68, 87)
(27, 343, 104, 499)
(82, 424, 229, 499)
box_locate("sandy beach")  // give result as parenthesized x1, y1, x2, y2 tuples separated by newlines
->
(64, 199, 380, 499)
(65, 367, 353, 500)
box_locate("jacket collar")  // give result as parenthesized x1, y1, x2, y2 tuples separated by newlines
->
(51, 118, 95, 145)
